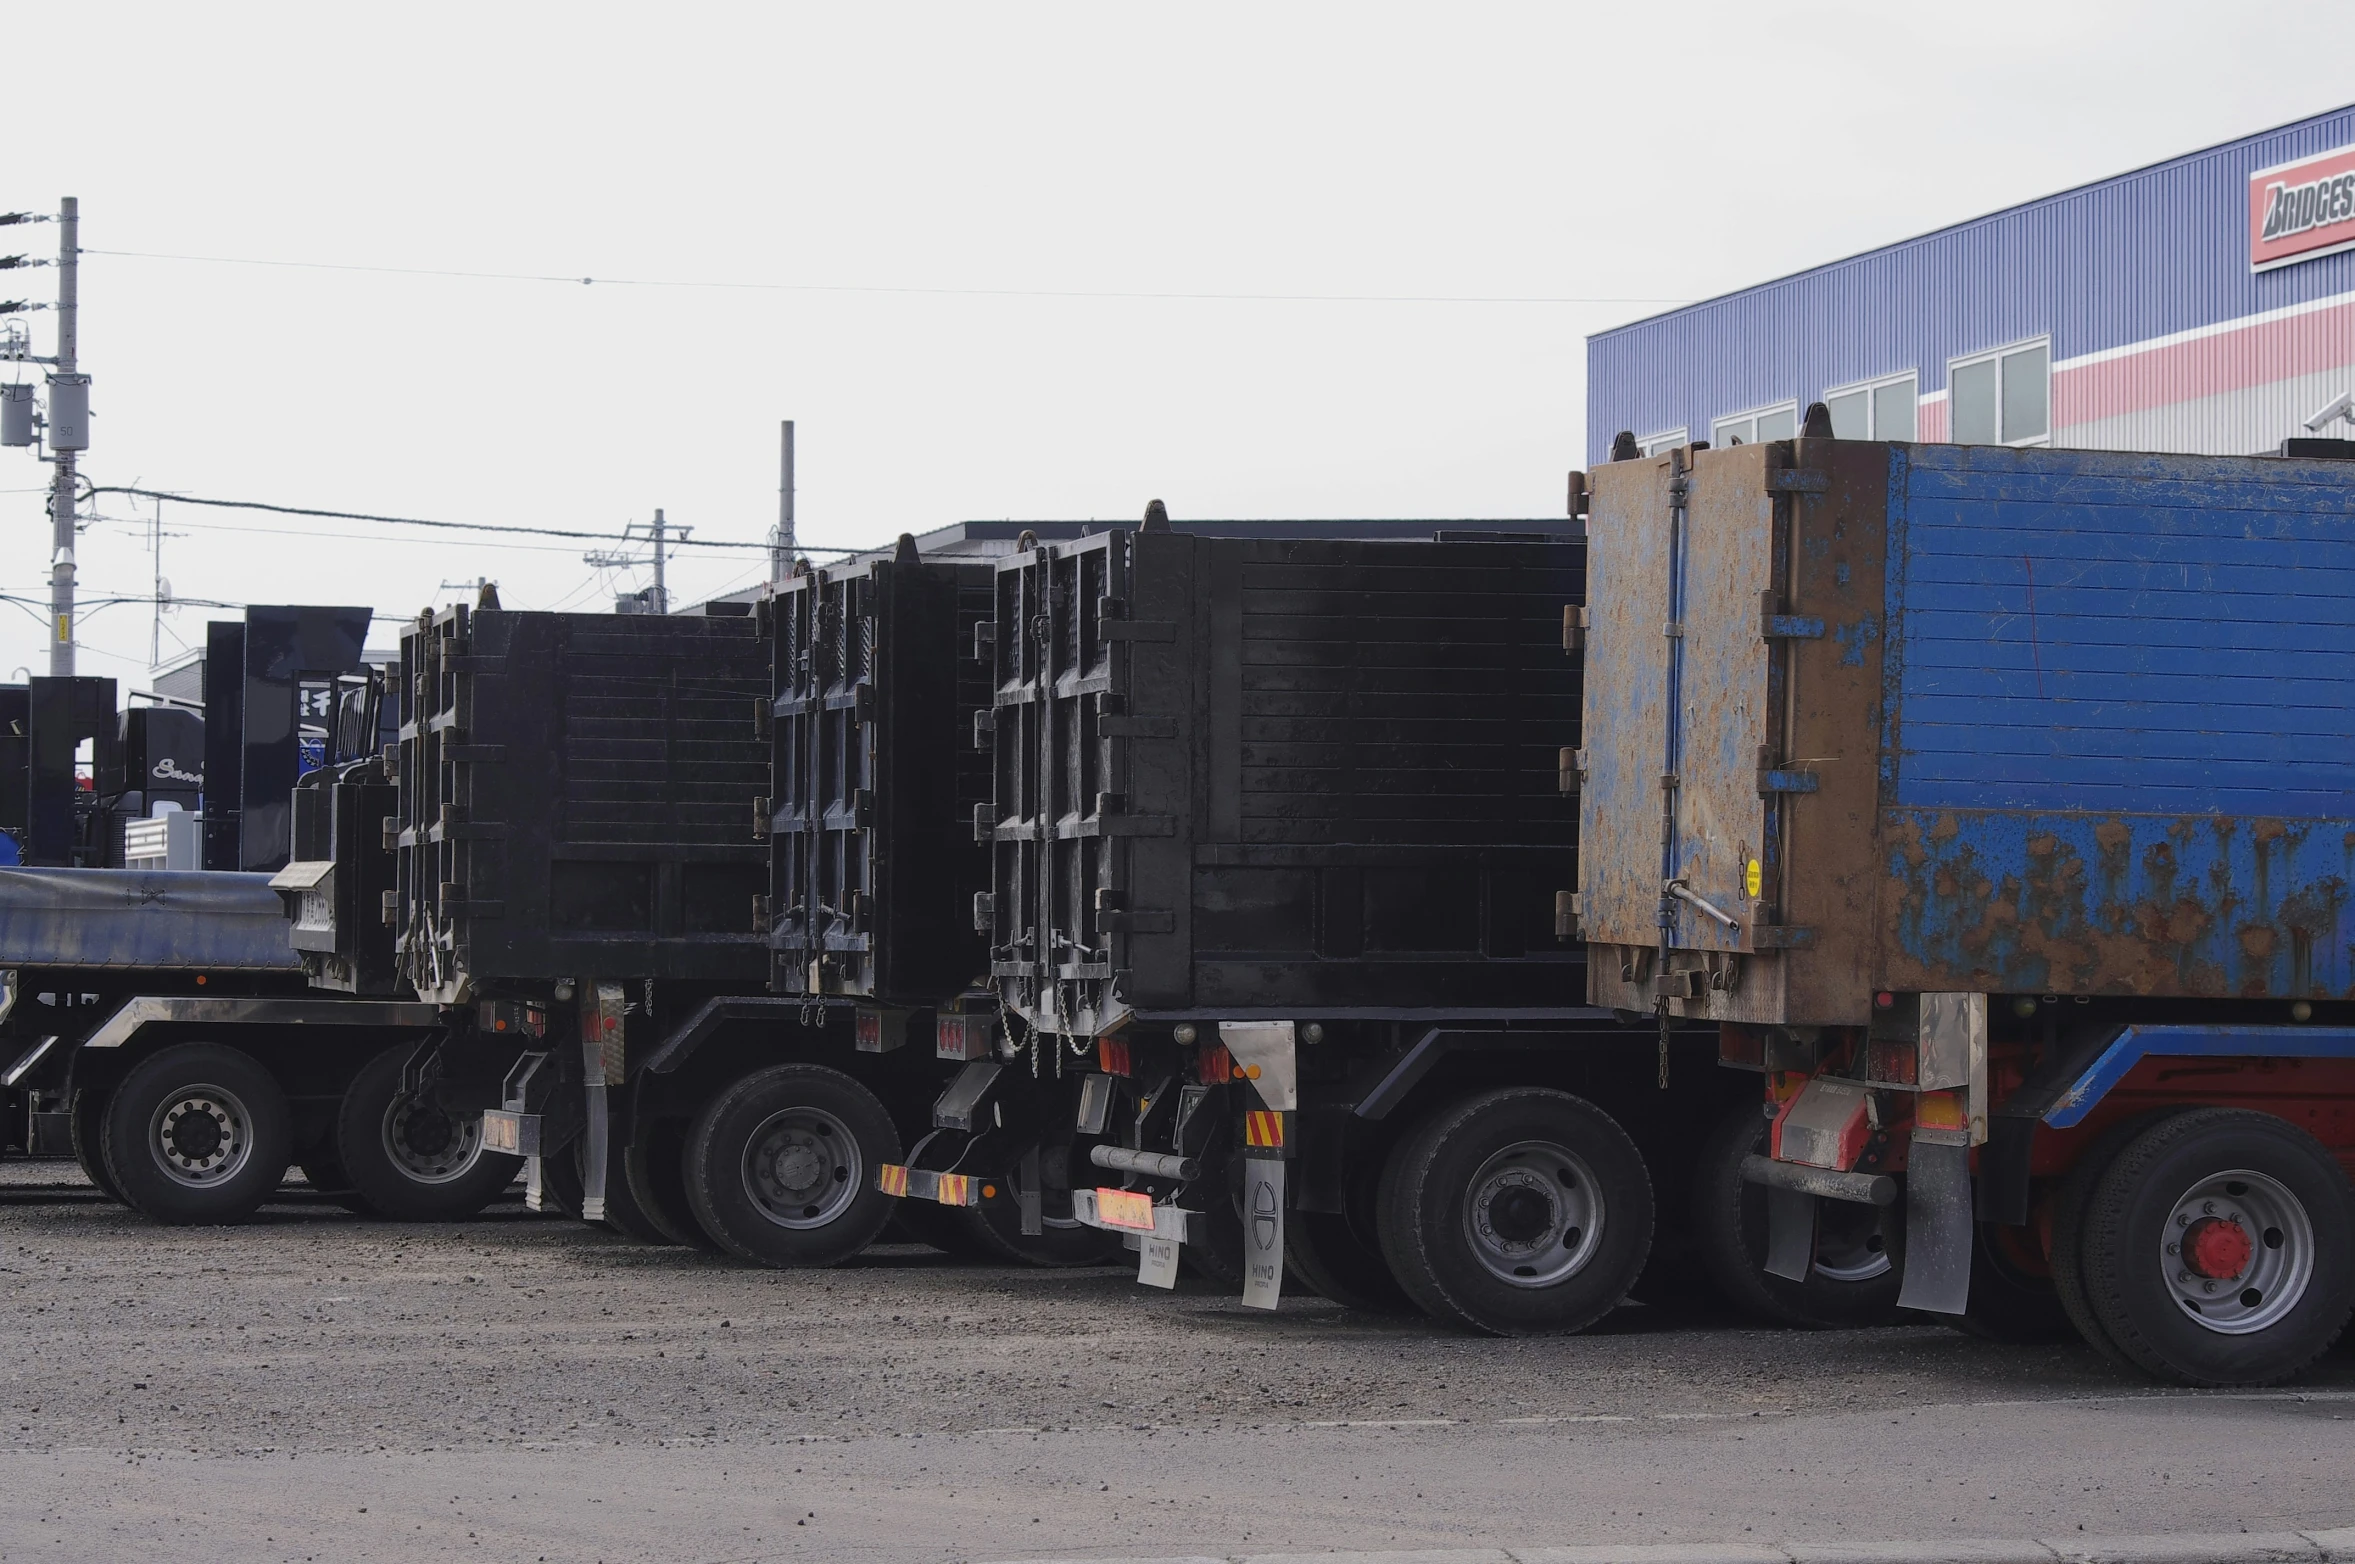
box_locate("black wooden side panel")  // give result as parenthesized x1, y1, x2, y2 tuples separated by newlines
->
(768, 557, 992, 1004)
(397, 608, 769, 998)
(992, 535, 1586, 1038)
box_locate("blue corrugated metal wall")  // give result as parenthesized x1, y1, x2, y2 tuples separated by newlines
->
(1586, 105, 2355, 465)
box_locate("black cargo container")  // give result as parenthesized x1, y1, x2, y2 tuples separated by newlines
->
(764, 544, 994, 1004)
(395, 606, 770, 1002)
(983, 530, 1586, 1039)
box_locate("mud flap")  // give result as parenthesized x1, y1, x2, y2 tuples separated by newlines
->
(578, 981, 627, 1223)
(1241, 1157, 1285, 1310)
(1138, 1234, 1180, 1289)
(1896, 1137, 1973, 1314)
(1763, 1185, 1816, 1281)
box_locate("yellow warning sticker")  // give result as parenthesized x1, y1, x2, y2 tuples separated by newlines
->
(1745, 858, 1762, 898)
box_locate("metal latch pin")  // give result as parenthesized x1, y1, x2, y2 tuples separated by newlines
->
(1666, 878, 1740, 931)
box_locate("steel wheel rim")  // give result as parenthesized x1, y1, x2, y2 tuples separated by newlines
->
(149, 1083, 255, 1188)
(1461, 1137, 1603, 1289)
(381, 1090, 484, 1186)
(741, 1105, 861, 1230)
(1811, 1198, 1895, 1283)
(2161, 1167, 2313, 1336)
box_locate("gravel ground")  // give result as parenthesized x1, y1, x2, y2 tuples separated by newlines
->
(4, 1159, 2352, 1562)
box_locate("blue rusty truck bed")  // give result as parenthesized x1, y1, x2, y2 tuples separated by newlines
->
(1578, 440, 2355, 1025)
(0, 867, 303, 971)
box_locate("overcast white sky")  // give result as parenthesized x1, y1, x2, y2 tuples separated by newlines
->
(6, 2, 2353, 685)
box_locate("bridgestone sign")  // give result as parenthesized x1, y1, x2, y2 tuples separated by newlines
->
(2249, 141, 2355, 272)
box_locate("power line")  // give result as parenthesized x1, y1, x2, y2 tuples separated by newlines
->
(86, 485, 853, 555)
(83, 246, 1693, 308)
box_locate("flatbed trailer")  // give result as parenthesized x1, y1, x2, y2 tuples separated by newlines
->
(0, 866, 511, 1223)
(1578, 429, 2355, 1383)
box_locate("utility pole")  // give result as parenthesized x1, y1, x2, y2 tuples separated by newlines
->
(774, 420, 795, 581)
(650, 507, 668, 614)
(48, 197, 78, 676)
(583, 511, 687, 614)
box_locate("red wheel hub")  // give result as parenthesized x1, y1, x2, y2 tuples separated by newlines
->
(2181, 1216, 2253, 1281)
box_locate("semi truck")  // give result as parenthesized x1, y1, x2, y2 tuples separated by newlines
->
(0, 606, 533, 1225)
(1576, 429, 2355, 1385)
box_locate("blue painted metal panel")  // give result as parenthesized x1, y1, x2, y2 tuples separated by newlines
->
(1876, 444, 2355, 1000)
(1883, 808, 2352, 998)
(1586, 104, 2355, 464)
(1887, 445, 2355, 818)
(0, 868, 302, 970)
(2045, 1024, 2355, 1126)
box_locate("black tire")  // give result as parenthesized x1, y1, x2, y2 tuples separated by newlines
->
(1287, 1210, 1416, 1313)
(596, 1137, 678, 1244)
(99, 1043, 292, 1224)
(69, 1085, 123, 1203)
(2050, 1111, 2172, 1367)
(2073, 1108, 2355, 1387)
(682, 1064, 901, 1268)
(539, 1137, 587, 1219)
(1950, 1221, 2074, 1343)
(297, 1140, 380, 1217)
(957, 1153, 1127, 1268)
(1375, 1088, 1653, 1336)
(1691, 1101, 1904, 1329)
(335, 1045, 523, 1222)
(624, 1114, 721, 1251)
(1283, 1134, 1415, 1313)
(1181, 1162, 1247, 1286)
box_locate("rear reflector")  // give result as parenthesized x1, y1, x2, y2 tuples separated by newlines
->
(1095, 1187, 1156, 1231)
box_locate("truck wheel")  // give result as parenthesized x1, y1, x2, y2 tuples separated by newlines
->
(2073, 1108, 2355, 1387)
(69, 1086, 124, 1203)
(2050, 1112, 2171, 1367)
(99, 1043, 292, 1224)
(1181, 1159, 1247, 1285)
(1284, 1143, 1415, 1313)
(1691, 1101, 1904, 1329)
(1286, 1210, 1415, 1314)
(1950, 1221, 2073, 1343)
(624, 1114, 722, 1251)
(1375, 1088, 1653, 1336)
(334, 1045, 523, 1222)
(682, 1064, 901, 1268)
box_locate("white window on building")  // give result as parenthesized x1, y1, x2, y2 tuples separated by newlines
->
(1823, 371, 1918, 440)
(1710, 401, 1798, 447)
(1636, 428, 1688, 457)
(1947, 339, 2050, 446)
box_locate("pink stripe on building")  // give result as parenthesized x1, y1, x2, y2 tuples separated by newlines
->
(2053, 300, 2355, 424)
(1916, 393, 1949, 444)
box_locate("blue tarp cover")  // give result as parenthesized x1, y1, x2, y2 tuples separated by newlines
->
(0, 868, 302, 970)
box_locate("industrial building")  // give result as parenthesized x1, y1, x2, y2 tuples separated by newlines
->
(1586, 102, 2355, 463)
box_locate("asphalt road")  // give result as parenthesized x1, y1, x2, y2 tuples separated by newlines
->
(4, 1162, 2352, 1564)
